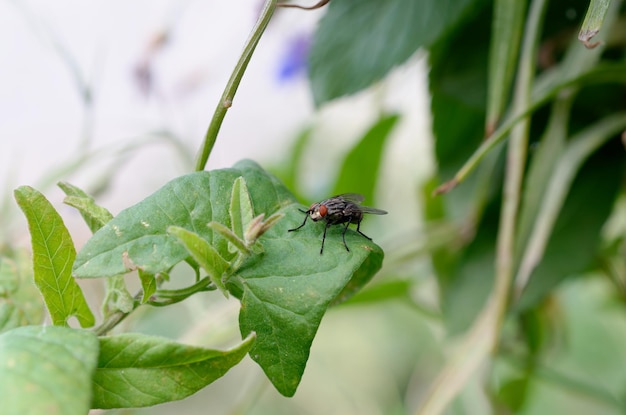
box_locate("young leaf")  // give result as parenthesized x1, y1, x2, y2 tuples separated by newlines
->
(137, 269, 157, 304)
(14, 186, 94, 327)
(59, 183, 136, 316)
(168, 226, 230, 296)
(0, 325, 99, 415)
(332, 114, 399, 202)
(59, 181, 113, 233)
(92, 332, 255, 408)
(229, 176, 254, 241)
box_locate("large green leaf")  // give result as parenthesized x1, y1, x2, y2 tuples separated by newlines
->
(14, 186, 94, 327)
(332, 114, 399, 202)
(92, 332, 255, 408)
(0, 325, 98, 415)
(73, 160, 293, 278)
(234, 207, 384, 396)
(309, 0, 482, 105)
(74, 160, 385, 396)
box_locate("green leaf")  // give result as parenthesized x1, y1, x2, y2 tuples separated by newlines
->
(486, 0, 526, 129)
(332, 114, 399, 202)
(0, 325, 99, 415)
(234, 205, 384, 396)
(74, 160, 293, 278)
(74, 160, 385, 397)
(309, 0, 481, 105)
(137, 270, 157, 304)
(578, 0, 611, 47)
(14, 186, 94, 327)
(495, 376, 530, 412)
(59, 181, 114, 233)
(168, 226, 230, 296)
(92, 332, 255, 408)
(58, 182, 136, 315)
(229, 176, 254, 242)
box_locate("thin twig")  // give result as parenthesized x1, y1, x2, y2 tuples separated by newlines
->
(277, 0, 330, 10)
(194, 0, 278, 171)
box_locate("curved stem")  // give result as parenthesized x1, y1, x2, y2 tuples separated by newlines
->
(194, 0, 278, 171)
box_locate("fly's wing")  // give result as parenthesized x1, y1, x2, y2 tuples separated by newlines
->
(358, 206, 388, 215)
(336, 193, 365, 204)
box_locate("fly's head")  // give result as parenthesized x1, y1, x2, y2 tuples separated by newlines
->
(308, 202, 328, 221)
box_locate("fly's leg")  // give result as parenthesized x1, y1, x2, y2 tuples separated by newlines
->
(342, 221, 351, 252)
(288, 209, 309, 232)
(355, 220, 372, 240)
(320, 222, 332, 255)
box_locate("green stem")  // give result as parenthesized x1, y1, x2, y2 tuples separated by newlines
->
(194, 0, 278, 171)
(415, 1, 548, 413)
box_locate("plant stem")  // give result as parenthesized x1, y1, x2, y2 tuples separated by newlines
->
(194, 0, 278, 172)
(415, 0, 548, 413)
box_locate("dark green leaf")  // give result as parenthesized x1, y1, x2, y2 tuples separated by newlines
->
(332, 114, 399, 203)
(516, 143, 624, 310)
(0, 325, 98, 415)
(486, 0, 526, 129)
(92, 332, 255, 408)
(14, 186, 94, 327)
(309, 0, 481, 104)
(74, 160, 385, 396)
(73, 160, 293, 278)
(496, 376, 530, 412)
(235, 206, 384, 396)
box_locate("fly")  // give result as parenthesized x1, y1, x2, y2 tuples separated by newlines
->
(288, 193, 387, 254)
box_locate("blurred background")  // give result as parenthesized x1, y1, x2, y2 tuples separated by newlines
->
(2, 1, 626, 415)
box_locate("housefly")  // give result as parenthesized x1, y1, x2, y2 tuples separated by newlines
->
(288, 193, 387, 254)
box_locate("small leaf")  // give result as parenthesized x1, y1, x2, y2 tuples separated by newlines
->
(332, 114, 399, 202)
(14, 186, 94, 327)
(208, 221, 250, 256)
(137, 270, 157, 304)
(59, 181, 114, 233)
(0, 325, 99, 415)
(102, 276, 135, 316)
(168, 226, 230, 296)
(230, 176, 254, 241)
(92, 332, 255, 408)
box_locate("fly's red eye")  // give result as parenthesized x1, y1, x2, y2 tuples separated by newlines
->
(318, 204, 328, 216)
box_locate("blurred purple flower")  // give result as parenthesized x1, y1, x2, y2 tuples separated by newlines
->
(276, 33, 311, 83)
